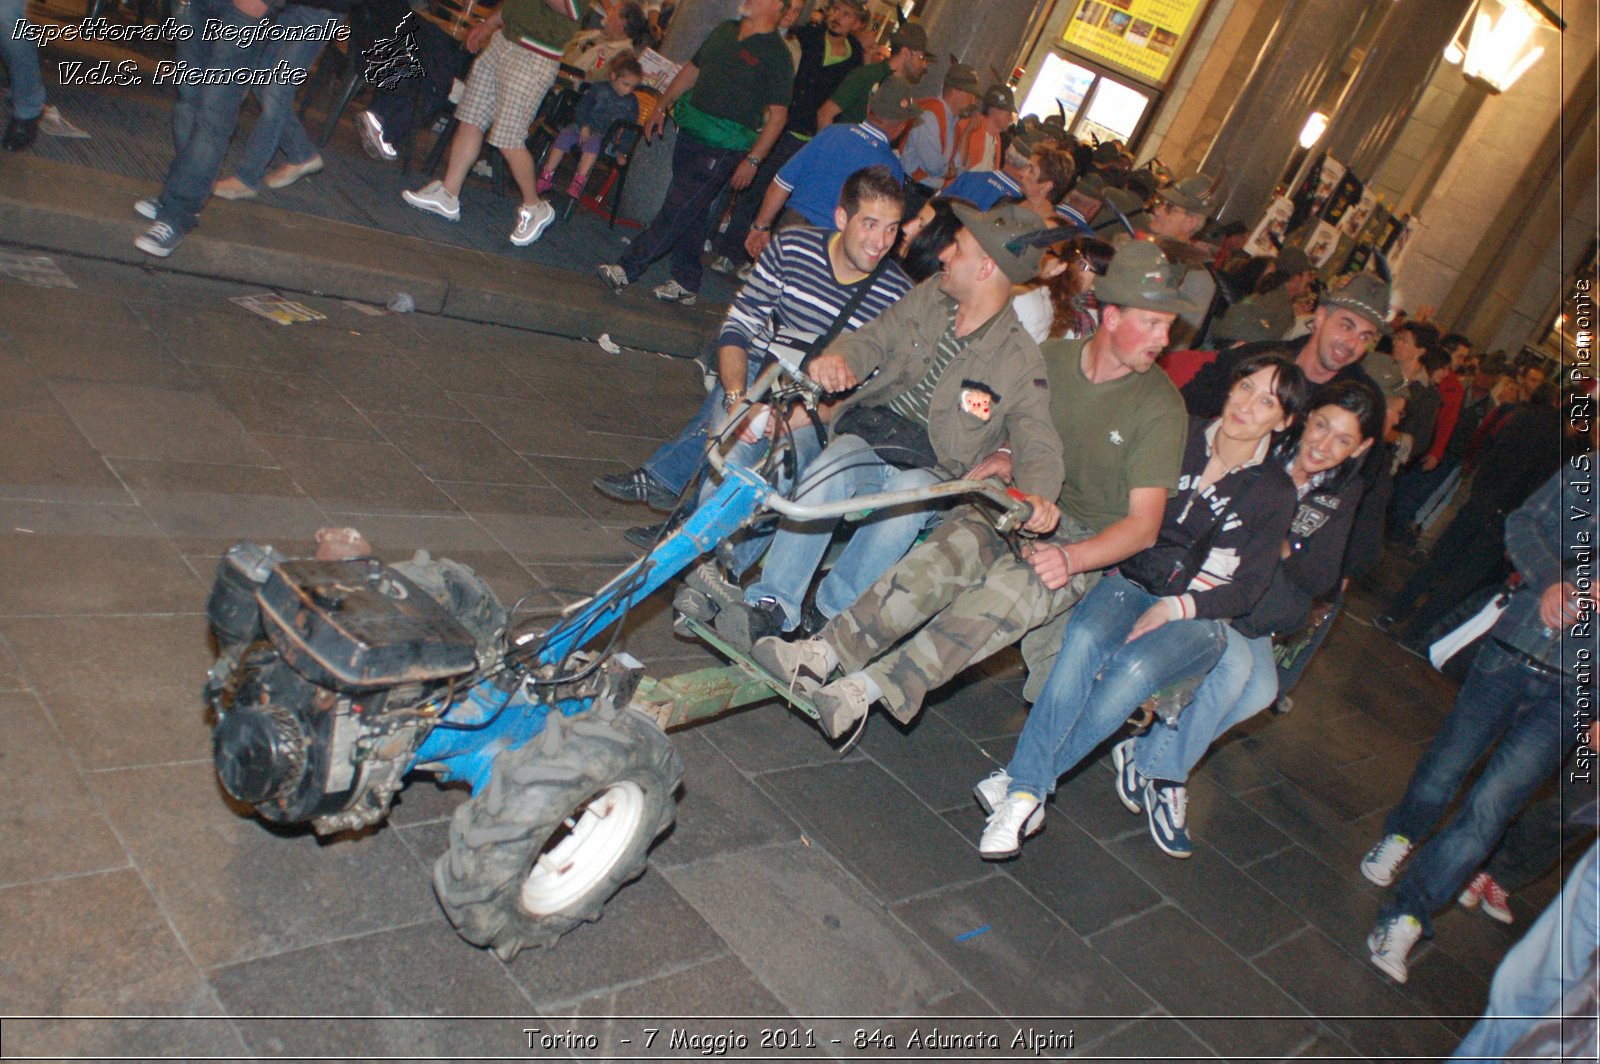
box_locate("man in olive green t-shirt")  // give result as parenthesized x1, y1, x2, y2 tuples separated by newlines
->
(760, 242, 1195, 738)
(598, 0, 794, 302)
(816, 20, 929, 127)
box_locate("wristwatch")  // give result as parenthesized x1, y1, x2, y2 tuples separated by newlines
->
(721, 389, 745, 411)
(745, 155, 763, 166)
(751, 223, 772, 232)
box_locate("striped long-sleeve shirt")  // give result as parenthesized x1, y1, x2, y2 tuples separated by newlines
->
(718, 226, 912, 371)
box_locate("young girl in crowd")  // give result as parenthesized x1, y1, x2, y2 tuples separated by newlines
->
(1112, 379, 1384, 857)
(976, 352, 1310, 859)
(537, 53, 645, 202)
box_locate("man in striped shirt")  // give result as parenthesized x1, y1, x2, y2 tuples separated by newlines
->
(709, 202, 1065, 651)
(594, 167, 911, 537)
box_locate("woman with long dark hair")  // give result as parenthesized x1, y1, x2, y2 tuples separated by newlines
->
(1111, 379, 1385, 857)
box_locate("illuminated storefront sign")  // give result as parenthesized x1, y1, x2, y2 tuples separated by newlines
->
(1059, 0, 1205, 87)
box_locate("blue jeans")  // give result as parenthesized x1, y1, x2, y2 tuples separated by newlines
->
(1484, 753, 1599, 891)
(232, 5, 330, 188)
(618, 131, 741, 293)
(1007, 573, 1229, 799)
(705, 426, 824, 578)
(744, 434, 943, 630)
(170, 0, 208, 153)
(1134, 625, 1279, 784)
(1451, 842, 1600, 1060)
(156, 0, 272, 233)
(642, 353, 764, 495)
(0, 0, 46, 121)
(1381, 639, 1578, 935)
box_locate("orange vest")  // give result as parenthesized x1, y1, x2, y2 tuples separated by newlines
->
(901, 96, 959, 184)
(954, 116, 1002, 173)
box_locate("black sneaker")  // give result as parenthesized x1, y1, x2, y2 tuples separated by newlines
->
(2, 115, 40, 152)
(714, 597, 786, 652)
(800, 599, 828, 637)
(623, 520, 673, 550)
(592, 467, 676, 512)
(135, 221, 183, 258)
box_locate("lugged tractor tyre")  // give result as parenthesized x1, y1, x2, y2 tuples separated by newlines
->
(432, 703, 682, 960)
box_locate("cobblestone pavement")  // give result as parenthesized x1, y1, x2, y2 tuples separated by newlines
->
(0, 249, 1550, 1059)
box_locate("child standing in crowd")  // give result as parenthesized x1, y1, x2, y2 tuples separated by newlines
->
(536, 53, 644, 202)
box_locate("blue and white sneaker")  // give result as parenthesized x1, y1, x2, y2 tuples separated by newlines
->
(1110, 738, 1145, 814)
(1143, 780, 1192, 858)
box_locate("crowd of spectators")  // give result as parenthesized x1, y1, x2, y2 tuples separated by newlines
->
(3, 0, 1593, 1045)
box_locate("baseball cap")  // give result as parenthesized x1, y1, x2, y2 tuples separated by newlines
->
(831, 0, 867, 15)
(943, 62, 980, 95)
(1320, 273, 1393, 333)
(1093, 240, 1200, 315)
(889, 22, 928, 54)
(867, 74, 920, 122)
(948, 201, 1051, 284)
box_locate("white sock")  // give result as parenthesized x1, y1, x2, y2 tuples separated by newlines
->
(849, 670, 883, 704)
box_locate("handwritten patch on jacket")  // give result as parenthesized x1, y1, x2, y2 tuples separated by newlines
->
(959, 380, 999, 420)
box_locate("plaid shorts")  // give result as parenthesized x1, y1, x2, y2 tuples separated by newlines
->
(455, 32, 559, 150)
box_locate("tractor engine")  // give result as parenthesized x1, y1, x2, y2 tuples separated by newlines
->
(204, 542, 504, 835)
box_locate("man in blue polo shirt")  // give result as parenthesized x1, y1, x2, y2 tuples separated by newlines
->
(741, 74, 917, 261)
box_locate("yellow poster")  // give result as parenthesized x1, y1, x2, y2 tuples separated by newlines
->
(1061, 0, 1204, 86)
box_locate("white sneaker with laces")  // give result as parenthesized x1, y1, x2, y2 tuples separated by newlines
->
(979, 791, 1042, 860)
(652, 278, 697, 305)
(134, 197, 160, 220)
(1367, 914, 1423, 983)
(510, 200, 555, 246)
(974, 769, 1044, 831)
(1360, 833, 1413, 887)
(402, 180, 460, 221)
(596, 263, 629, 291)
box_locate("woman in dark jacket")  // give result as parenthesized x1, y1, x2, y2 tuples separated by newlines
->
(1111, 379, 1385, 857)
(976, 352, 1309, 860)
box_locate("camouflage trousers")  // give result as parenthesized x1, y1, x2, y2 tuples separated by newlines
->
(823, 507, 1099, 723)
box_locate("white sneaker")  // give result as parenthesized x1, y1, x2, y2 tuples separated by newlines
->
(652, 278, 697, 306)
(596, 263, 629, 291)
(509, 200, 555, 246)
(979, 791, 1042, 860)
(974, 769, 1044, 831)
(1367, 914, 1423, 983)
(134, 197, 160, 220)
(1110, 738, 1145, 814)
(358, 110, 398, 161)
(402, 180, 460, 221)
(1360, 833, 1413, 887)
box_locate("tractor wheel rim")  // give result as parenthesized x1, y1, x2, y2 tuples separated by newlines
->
(518, 781, 646, 915)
